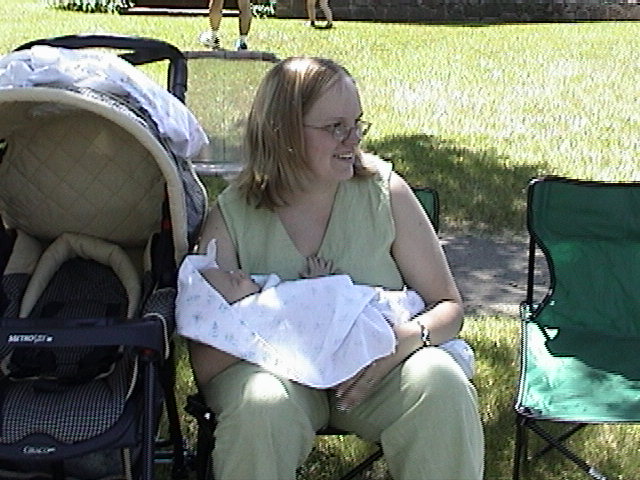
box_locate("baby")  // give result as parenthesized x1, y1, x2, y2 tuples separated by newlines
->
(176, 242, 474, 388)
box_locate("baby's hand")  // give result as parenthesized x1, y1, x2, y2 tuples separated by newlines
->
(200, 267, 218, 286)
(301, 256, 339, 278)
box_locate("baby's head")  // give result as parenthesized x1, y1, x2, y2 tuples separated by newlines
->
(202, 268, 261, 304)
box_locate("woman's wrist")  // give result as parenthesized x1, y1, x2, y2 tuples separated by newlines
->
(393, 321, 425, 353)
(418, 321, 431, 347)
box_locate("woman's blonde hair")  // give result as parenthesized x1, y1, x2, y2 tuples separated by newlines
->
(234, 56, 375, 209)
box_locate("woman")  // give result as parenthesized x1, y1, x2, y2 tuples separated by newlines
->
(189, 56, 484, 479)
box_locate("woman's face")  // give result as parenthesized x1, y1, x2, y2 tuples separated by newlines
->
(302, 76, 363, 187)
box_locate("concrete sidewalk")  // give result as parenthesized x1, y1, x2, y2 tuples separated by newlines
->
(441, 234, 549, 317)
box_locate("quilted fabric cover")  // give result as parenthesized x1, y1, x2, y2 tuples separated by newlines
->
(0, 101, 164, 246)
(0, 86, 207, 262)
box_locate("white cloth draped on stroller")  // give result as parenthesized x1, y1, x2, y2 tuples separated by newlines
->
(0, 37, 208, 480)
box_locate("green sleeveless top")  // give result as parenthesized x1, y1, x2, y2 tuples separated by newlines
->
(217, 156, 403, 289)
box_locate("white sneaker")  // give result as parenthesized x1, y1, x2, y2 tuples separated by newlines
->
(235, 39, 248, 51)
(199, 30, 220, 49)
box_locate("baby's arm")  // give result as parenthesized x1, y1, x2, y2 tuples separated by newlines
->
(301, 256, 340, 278)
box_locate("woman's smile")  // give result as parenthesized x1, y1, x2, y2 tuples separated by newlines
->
(334, 152, 355, 163)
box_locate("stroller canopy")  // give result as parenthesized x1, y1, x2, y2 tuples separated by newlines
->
(0, 46, 208, 263)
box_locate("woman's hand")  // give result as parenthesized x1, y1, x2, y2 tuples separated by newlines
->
(334, 320, 423, 411)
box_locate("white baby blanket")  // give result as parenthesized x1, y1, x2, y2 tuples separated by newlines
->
(177, 241, 475, 386)
(176, 241, 405, 387)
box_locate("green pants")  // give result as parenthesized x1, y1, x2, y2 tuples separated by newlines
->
(202, 347, 484, 480)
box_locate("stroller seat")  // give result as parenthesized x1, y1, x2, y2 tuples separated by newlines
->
(0, 232, 139, 446)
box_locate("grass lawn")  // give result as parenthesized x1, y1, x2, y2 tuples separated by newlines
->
(2, 3, 640, 235)
(2, 2, 640, 478)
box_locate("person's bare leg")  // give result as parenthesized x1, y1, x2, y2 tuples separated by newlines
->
(237, 0, 252, 35)
(306, 0, 317, 26)
(318, 0, 332, 27)
(236, 0, 252, 49)
(199, 0, 224, 48)
(208, 0, 224, 32)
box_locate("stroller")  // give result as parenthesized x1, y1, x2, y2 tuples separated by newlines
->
(0, 35, 208, 479)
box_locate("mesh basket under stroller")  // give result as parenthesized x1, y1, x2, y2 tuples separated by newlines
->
(0, 35, 208, 480)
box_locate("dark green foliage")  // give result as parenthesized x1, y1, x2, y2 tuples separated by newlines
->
(47, 0, 133, 14)
(251, 0, 276, 18)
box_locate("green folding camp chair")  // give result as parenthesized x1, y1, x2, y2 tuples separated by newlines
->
(185, 185, 440, 480)
(413, 186, 440, 233)
(513, 176, 640, 480)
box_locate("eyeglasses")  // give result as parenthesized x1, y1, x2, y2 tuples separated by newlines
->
(304, 120, 372, 143)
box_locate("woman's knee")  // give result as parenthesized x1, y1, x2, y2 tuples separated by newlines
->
(238, 370, 303, 415)
(204, 362, 328, 429)
(401, 347, 477, 404)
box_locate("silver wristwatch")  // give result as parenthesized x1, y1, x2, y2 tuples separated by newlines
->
(419, 323, 431, 347)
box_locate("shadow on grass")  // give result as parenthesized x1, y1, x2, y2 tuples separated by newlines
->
(366, 134, 545, 233)
(298, 436, 389, 480)
(465, 318, 521, 479)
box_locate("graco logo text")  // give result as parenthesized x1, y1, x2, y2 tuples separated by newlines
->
(23, 445, 56, 455)
(7, 334, 54, 344)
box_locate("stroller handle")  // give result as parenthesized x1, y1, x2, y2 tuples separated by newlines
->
(14, 33, 188, 102)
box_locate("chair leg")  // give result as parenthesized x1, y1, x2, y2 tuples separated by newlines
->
(185, 394, 216, 480)
(527, 421, 608, 480)
(195, 425, 214, 480)
(157, 348, 188, 480)
(513, 415, 528, 480)
(531, 424, 585, 460)
(337, 447, 383, 480)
